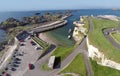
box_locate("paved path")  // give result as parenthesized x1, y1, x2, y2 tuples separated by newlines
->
(103, 26, 120, 49)
(56, 73, 79, 76)
(0, 38, 18, 70)
(88, 17, 94, 32)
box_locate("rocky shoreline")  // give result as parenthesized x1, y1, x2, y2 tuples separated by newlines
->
(72, 16, 87, 44)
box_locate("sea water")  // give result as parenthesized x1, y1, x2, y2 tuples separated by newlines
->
(1, 9, 120, 45)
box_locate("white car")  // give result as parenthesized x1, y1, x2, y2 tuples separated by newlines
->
(35, 47, 41, 50)
(112, 28, 115, 31)
(105, 32, 109, 35)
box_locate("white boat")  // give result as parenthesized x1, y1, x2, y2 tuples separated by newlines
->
(68, 29, 72, 33)
(67, 35, 71, 39)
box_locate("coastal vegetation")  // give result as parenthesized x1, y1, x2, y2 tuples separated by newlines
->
(83, 17, 89, 33)
(41, 63, 52, 71)
(111, 31, 120, 44)
(91, 59, 120, 76)
(60, 54, 86, 76)
(0, 17, 24, 30)
(88, 18, 120, 63)
(32, 36, 49, 49)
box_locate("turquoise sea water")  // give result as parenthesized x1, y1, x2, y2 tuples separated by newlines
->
(1, 9, 120, 45)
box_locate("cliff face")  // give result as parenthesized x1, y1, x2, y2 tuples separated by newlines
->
(87, 37, 120, 70)
(72, 27, 84, 42)
(72, 16, 86, 44)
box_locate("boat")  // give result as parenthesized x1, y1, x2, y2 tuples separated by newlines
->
(35, 13, 40, 15)
(68, 29, 72, 33)
(67, 35, 71, 39)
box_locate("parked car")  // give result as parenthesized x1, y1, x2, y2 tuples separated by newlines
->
(20, 43, 25, 46)
(105, 32, 109, 35)
(28, 64, 33, 70)
(3, 73, 9, 76)
(30, 41, 36, 45)
(11, 68, 16, 71)
(19, 40, 25, 42)
(35, 47, 41, 50)
(112, 28, 115, 31)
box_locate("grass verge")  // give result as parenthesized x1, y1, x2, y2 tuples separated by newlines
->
(83, 17, 89, 34)
(32, 36, 49, 49)
(41, 63, 52, 71)
(41, 45, 77, 71)
(51, 45, 77, 61)
(60, 54, 86, 76)
(91, 59, 120, 76)
(111, 32, 120, 44)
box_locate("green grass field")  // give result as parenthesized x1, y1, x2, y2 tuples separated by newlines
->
(91, 59, 120, 76)
(111, 32, 120, 44)
(88, 18, 120, 63)
(52, 46, 76, 61)
(60, 54, 86, 76)
(83, 17, 89, 34)
(41, 63, 52, 71)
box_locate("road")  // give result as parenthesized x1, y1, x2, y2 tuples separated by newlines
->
(0, 38, 18, 70)
(103, 26, 120, 50)
(88, 17, 94, 32)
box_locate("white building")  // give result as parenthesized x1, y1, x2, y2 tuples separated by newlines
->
(48, 56, 55, 69)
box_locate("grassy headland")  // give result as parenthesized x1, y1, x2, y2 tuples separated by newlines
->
(88, 18, 120, 63)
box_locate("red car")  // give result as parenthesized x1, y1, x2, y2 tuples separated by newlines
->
(3, 73, 9, 76)
(30, 41, 33, 44)
(30, 41, 36, 45)
(19, 40, 24, 42)
(28, 64, 32, 70)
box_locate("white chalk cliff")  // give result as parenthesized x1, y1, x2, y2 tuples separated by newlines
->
(87, 37, 120, 70)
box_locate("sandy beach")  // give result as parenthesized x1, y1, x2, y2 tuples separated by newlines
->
(39, 32, 57, 45)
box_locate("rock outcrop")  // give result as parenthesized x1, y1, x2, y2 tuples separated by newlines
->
(73, 16, 86, 43)
(0, 17, 24, 30)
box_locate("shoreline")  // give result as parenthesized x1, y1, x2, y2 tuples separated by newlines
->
(39, 32, 58, 46)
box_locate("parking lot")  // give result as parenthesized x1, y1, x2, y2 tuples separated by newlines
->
(2, 36, 43, 76)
